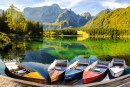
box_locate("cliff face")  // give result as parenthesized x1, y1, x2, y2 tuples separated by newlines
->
(56, 9, 80, 27)
(55, 9, 92, 27)
(23, 4, 66, 23)
(43, 20, 70, 30)
(0, 9, 3, 14)
(80, 12, 92, 26)
(43, 9, 92, 30)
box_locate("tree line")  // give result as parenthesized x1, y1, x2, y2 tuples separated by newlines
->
(0, 4, 43, 36)
(85, 28, 130, 37)
(43, 29, 77, 36)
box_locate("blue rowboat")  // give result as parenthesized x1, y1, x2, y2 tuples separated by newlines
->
(65, 69, 83, 80)
(65, 60, 90, 80)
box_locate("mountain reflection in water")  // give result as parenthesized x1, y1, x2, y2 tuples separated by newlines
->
(0, 37, 130, 85)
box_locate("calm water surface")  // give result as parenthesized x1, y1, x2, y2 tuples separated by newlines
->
(0, 37, 130, 85)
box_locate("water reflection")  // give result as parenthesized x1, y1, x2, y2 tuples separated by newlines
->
(0, 58, 6, 76)
(0, 37, 130, 85)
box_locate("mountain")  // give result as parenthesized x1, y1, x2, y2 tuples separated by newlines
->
(86, 6, 130, 29)
(80, 12, 92, 26)
(0, 9, 3, 14)
(43, 20, 70, 30)
(43, 9, 92, 30)
(56, 9, 92, 27)
(23, 4, 66, 23)
(85, 8, 112, 27)
(55, 9, 80, 27)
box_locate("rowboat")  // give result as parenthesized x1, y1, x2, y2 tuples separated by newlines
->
(5, 62, 46, 84)
(83, 61, 109, 83)
(48, 59, 68, 82)
(65, 60, 90, 80)
(109, 59, 126, 77)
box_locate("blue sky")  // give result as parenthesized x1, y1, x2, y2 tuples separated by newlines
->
(0, 0, 130, 16)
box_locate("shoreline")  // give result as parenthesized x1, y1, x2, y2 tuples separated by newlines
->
(0, 74, 130, 87)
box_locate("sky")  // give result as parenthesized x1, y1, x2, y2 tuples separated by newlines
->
(0, 0, 130, 16)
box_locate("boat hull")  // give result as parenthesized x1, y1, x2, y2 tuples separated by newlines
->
(6, 68, 46, 84)
(83, 71, 106, 83)
(49, 71, 65, 82)
(65, 71, 83, 80)
(109, 69, 124, 77)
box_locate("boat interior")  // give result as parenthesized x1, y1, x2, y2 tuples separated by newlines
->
(92, 66, 107, 74)
(6, 62, 33, 76)
(49, 60, 67, 77)
(114, 60, 124, 63)
(70, 60, 89, 71)
(90, 62, 108, 74)
(49, 69, 64, 77)
(70, 63, 88, 71)
(113, 63, 124, 68)
(54, 60, 67, 70)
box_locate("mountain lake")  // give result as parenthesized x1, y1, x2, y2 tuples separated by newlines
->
(0, 36, 130, 85)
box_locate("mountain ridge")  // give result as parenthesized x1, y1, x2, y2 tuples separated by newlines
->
(23, 4, 67, 23)
(85, 8, 112, 27)
(86, 6, 130, 29)
(43, 9, 92, 30)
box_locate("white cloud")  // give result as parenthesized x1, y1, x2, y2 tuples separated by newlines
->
(92, 8, 96, 10)
(31, 0, 83, 9)
(64, 0, 83, 9)
(100, 0, 130, 9)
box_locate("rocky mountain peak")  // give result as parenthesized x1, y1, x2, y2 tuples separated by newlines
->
(23, 4, 66, 23)
(51, 4, 60, 8)
(80, 12, 91, 17)
(106, 8, 112, 13)
(68, 9, 71, 11)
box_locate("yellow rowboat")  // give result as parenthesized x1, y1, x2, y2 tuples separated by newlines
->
(5, 62, 46, 84)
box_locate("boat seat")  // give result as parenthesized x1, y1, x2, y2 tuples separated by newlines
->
(6, 62, 17, 66)
(8, 65, 19, 70)
(78, 62, 89, 65)
(93, 68, 106, 73)
(113, 63, 123, 67)
(113, 66, 124, 68)
(96, 65, 108, 68)
(17, 70, 26, 74)
(110, 67, 124, 73)
(55, 66, 66, 71)
(76, 66, 86, 71)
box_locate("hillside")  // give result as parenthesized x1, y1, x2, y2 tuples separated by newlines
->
(87, 6, 130, 29)
(43, 9, 92, 30)
(85, 8, 112, 27)
(23, 4, 66, 23)
(43, 20, 70, 30)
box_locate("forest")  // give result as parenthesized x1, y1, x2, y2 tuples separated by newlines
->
(43, 29, 77, 36)
(0, 4, 43, 36)
(85, 28, 130, 37)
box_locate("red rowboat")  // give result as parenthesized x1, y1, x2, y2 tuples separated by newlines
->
(83, 61, 109, 83)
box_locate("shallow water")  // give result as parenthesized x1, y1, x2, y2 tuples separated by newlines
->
(0, 37, 130, 85)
